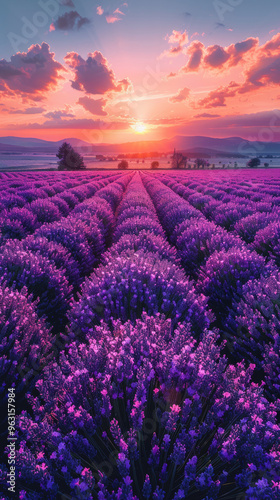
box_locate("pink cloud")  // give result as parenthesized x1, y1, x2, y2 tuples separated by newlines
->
(114, 8, 125, 15)
(161, 30, 189, 58)
(64, 50, 131, 95)
(0, 43, 65, 100)
(182, 41, 204, 72)
(169, 87, 190, 103)
(77, 96, 108, 116)
(204, 44, 230, 68)
(198, 32, 280, 108)
(168, 30, 188, 45)
(2, 106, 46, 115)
(198, 82, 239, 108)
(105, 14, 121, 23)
(44, 109, 75, 119)
(245, 54, 280, 87)
(261, 33, 280, 54)
(227, 37, 258, 67)
(8, 118, 130, 130)
(194, 113, 221, 118)
(180, 36, 258, 74)
(97, 3, 127, 23)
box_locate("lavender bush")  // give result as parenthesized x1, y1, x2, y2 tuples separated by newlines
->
(69, 251, 210, 337)
(0, 284, 52, 400)
(197, 248, 273, 324)
(21, 235, 82, 287)
(29, 199, 61, 224)
(36, 219, 98, 277)
(177, 220, 244, 276)
(6, 314, 280, 499)
(105, 230, 178, 263)
(0, 243, 72, 330)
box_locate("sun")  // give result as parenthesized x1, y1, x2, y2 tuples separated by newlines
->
(132, 122, 147, 134)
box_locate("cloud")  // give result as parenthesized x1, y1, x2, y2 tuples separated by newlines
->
(61, 0, 75, 6)
(0, 62, 22, 78)
(167, 72, 177, 78)
(105, 14, 122, 24)
(77, 96, 107, 116)
(245, 54, 280, 87)
(198, 82, 239, 107)
(261, 33, 280, 54)
(181, 41, 204, 72)
(194, 113, 221, 118)
(192, 109, 280, 130)
(147, 117, 184, 125)
(215, 22, 233, 31)
(202, 38, 258, 70)
(50, 11, 90, 31)
(180, 36, 258, 74)
(162, 109, 280, 140)
(8, 106, 46, 114)
(114, 8, 125, 15)
(227, 37, 258, 67)
(44, 109, 75, 119)
(64, 50, 131, 95)
(8, 118, 130, 130)
(169, 87, 190, 103)
(204, 45, 230, 68)
(0, 43, 65, 100)
(97, 3, 127, 23)
(197, 33, 280, 108)
(161, 30, 189, 58)
(97, 6, 104, 15)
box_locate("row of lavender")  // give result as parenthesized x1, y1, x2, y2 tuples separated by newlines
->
(0, 172, 133, 403)
(0, 172, 119, 243)
(1, 172, 279, 499)
(145, 172, 280, 380)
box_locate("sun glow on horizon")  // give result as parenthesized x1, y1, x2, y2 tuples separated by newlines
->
(131, 122, 148, 134)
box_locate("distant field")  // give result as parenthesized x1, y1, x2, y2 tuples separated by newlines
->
(1, 169, 280, 499)
(1, 152, 280, 170)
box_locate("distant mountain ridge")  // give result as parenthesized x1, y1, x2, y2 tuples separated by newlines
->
(1, 135, 280, 155)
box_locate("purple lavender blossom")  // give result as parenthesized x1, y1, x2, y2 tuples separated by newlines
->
(9, 314, 280, 499)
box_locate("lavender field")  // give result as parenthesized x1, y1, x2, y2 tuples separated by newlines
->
(1, 169, 280, 500)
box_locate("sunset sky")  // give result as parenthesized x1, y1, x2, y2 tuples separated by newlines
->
(1, 0, 280, 144)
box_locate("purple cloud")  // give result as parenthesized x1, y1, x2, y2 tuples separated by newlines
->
(77, 96, 108, 116)
(0, 43, 65, 100)
(64, 50, 131, 95)
(50, 11, 90, 31)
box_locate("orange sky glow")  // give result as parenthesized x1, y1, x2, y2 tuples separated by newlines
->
(1, 0, 280, 143)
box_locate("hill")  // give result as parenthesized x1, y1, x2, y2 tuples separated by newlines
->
(0, 135, 280, 156)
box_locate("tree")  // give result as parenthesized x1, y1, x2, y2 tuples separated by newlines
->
(194, 158, 209, 169)
(264, 162, 269, 168)
(118, 160, 129, 170)
(247, 157, 261, 168)
(57, 142, 86, 170)
(151, 161, 159, 169)
(172, 149, 187, 169)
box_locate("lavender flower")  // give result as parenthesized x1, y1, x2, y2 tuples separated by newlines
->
(69, 251, 210, 336)
(10, 314, 280, 499)
(0, 284, 52, 399)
